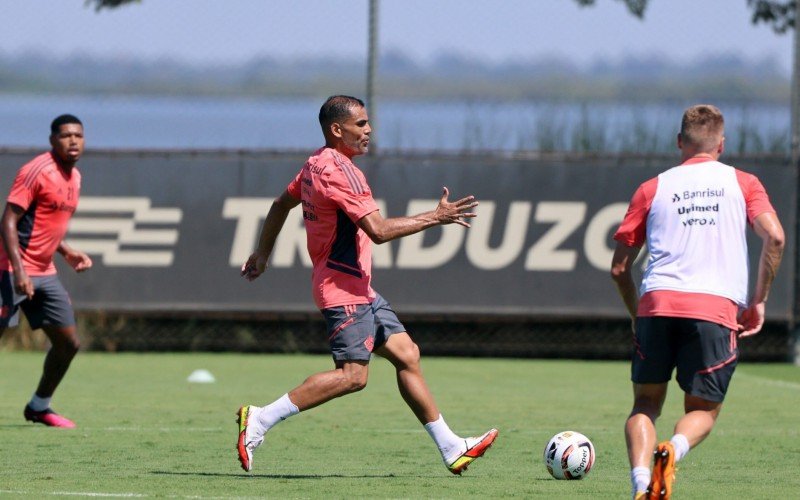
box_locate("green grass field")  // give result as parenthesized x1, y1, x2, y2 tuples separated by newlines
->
(1, 352, 798, 498)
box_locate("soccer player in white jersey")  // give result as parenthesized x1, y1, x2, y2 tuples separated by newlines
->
(610, 104, 784, 499)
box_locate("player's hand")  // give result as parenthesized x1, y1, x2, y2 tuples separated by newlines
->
(435, 187, 478, 227)
(241, 253, 268, 281)
(737, 301, 765, 338)
(64, 250, 93, 273)
(13, 272, 34, 300)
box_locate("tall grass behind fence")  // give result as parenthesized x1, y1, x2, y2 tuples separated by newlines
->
(1, 312, 792, 362)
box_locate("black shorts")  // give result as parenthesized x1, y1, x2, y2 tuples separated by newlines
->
(0, 271, 76, 329)
(632, 316, 738, 402)
(322, 293, 406, 362)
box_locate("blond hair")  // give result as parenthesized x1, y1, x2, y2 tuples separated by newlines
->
(680, 105, 724, 152)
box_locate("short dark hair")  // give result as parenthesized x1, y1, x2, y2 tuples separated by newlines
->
(318, 95, 364, 132)
(50, 114, 83, 135)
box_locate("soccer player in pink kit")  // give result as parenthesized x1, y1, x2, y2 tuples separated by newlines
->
(0, 114, 93, 428)
(611, 105, 785, 499)
(237, 95, 498, 474)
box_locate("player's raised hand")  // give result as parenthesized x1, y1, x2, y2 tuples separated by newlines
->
(241, 253, 268, 281)
(435, 187, 478, 227)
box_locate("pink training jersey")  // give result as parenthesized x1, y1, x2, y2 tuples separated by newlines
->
(287, 147, 379, 309)
(614, 157, 775, 329)
(0, 152, 81, 276)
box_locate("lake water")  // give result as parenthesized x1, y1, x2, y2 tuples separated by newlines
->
(0, 94, 790, 153)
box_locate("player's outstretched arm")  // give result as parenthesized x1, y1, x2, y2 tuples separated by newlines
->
(58, 241, 93, 273)
(241, 190, 300, 281)
(738, 211, 785, 337)
(357, 187, 478, 244)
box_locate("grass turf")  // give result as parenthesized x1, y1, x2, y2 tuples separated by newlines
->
(1, 352, 798, 498)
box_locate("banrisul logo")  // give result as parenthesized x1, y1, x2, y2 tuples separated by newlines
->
(66, 197, 183, 266)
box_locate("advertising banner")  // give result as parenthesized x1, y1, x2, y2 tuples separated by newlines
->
(0, 149, 794, 320)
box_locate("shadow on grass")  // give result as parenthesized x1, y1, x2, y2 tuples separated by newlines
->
(151, 470, 410, 479)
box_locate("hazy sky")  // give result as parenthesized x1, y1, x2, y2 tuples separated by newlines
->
(2, 0, 795, 72)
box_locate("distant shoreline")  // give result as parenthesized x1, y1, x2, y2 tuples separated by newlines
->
(0, 51, 790, 104)
(0, 94, 788, 154)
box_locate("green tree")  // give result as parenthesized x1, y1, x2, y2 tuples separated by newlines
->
(85, 0, 139, 11)
(87, 0, 795, 33)
(574, 0, 795, 33)
(748, 0, 797, 33)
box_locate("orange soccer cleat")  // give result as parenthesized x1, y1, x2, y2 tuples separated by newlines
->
(445, 428, 499, 475)
(236, 405, 264, 472)
(647, 441, 677, 499)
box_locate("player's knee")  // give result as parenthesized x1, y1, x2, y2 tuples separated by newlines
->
(340, 366, 369, 393)
(53, 333, 80, 355)
(350, 378, 368, 393)
(43, 325, 80, 354)
(67, 336, 80, 354)
(343, 372, 368, 393)
(632, 397, 663, 420)
(408, 341, 421, 361)
(62, 340, 80, 357)
(396, 340, 421, 368)
(685, 394, 723, 415)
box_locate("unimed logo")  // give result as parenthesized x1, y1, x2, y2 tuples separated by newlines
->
(66, 197, 183, 266)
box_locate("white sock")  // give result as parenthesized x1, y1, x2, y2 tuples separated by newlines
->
(631, 466, 651, 496)
(255, 393, 299, 434)
(670, 433, 690, 462)
(28, 394, 51, 412)
(423, 414, 464, 462)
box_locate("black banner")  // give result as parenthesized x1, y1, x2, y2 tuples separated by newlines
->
(0, 149, 794, 320)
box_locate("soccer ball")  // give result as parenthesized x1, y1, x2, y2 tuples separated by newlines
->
(543, 431, 595, 480)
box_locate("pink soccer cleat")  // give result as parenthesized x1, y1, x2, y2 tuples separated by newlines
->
(24, 405, 76, 428)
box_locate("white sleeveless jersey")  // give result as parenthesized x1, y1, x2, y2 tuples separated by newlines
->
(641, 161, 749, 307)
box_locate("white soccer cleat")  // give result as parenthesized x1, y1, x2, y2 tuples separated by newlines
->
(236, 405, 264, 472)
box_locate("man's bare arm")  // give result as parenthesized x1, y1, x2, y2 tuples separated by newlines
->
(610, 242, 642, 330)
(358, 187, 477, 244)
(738, 211, 785, 337)
(241, 190, 301, 281)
